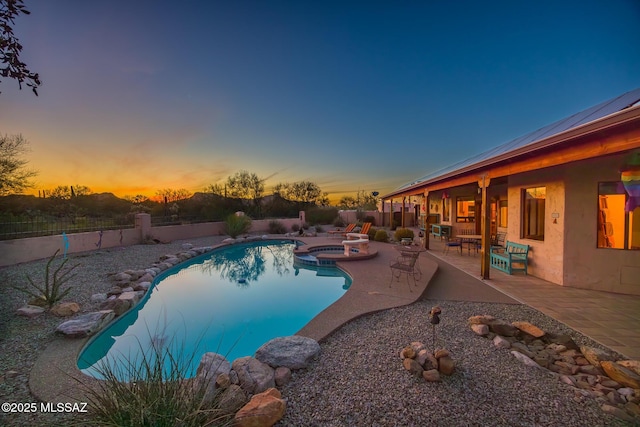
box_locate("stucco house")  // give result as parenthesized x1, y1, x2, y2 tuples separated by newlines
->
(381, 88, 640, 296)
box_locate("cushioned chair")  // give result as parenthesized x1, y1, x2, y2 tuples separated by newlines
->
(328, 223, 356, 237)
(443, 236, 462, 254)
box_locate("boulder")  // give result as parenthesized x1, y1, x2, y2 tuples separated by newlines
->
(232, 357, 275, 395)
(56, 310, 115, 338)
(510, 350, 543, 369)
(403, 358, 424, 377)
(255, 336, 321, 369)
(234, 388, 286, 427)
(217, 384, 247, 415)
(493, 335, 511, 349)
(487, 320, 519, 337)
(512, 321, 545, 338)
(580, 346, 617, 368)
(196, 352, 232, 383)
(90, 293, 108, 303)
(274, 366, 292, 387)
(438, 356, 455, 375)
(50, 302, 80, 317)
(16, 305, 46, 318)
(600, 361, 640, 389)
(468, 314, 495, 325)
(470, 324, 489, 336)
(423, 369, 441, 382)
(617, 360, 640, 376)
(401, 346, 416, 359)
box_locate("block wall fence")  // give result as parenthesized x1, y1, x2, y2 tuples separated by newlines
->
(0, 212, 306, 267)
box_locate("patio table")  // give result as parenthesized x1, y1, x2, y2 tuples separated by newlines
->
(456, 234, 482, 255)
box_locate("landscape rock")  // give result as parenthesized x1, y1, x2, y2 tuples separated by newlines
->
(617, 360, 640, 376)
(217, 384, 247, 415)
(487, 320, 519, 337)
(255, 336, 321, 369)
(467, 314, 495, 325)
(600, 361, 640, 389)
(512, 321, 545, 338)
(493, 335, 511, 349)
(438, 356, 455, 375)
(274, 366, 292, 387)
(90, 293, 108, 303)
(581, 346, 617, 368)
(510, 350, 543, 369)
(50, 302, 80, 317)
(422, 369, 441, 382)
(234, 388, 286, 427)
(232, 357, 275, 395)
(56, 310, 115, 338)
(16, 305, 46, 318)
(470, 324, 489, 336)
(403, 358, 424, 377)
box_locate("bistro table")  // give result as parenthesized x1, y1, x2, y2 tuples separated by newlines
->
(455, 234, 482, 255)
(394, 244, 426, 279)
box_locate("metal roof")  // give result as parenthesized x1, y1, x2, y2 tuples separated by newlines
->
(393, 88, 640, 193)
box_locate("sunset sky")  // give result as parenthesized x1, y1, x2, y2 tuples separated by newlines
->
(1, 0, 639, 202)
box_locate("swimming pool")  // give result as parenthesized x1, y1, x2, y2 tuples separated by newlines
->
(78, 240, 351, 379)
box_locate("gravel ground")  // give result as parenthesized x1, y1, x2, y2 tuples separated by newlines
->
(0, 237, 632, 426)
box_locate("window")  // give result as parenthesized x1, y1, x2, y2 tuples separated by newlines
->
(498, 199, 508, 228)
(597, 182, 640, 250)
(522, 187, 545, 240)
(456, 196, 475, 223)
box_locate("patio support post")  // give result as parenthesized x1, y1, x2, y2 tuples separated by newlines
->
(381, 199, 386, 227)
(402, 197, 406, 228)
(424, 190, 430, 250)
(479, 175, 491, 279)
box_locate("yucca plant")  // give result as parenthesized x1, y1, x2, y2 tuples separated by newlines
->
(14, 249, 79, 308)
(223, 214, 252, 238)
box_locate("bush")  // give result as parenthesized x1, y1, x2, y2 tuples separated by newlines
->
(305, 206, 339, 225)
(302, 222, 310, 230)
(291, 224, 300, 232)
(364, 215, 376, 226)
(314, 225, 323, 233)
(367, 227, 378, 240)
(394, 228, 415, 241)
(374, 229, 388, 242)
(333, 216, 346, 227)
(223, 214, 252, 238)
(268, 220, 287, 234)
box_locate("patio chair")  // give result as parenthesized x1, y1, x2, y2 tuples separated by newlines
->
(389, 251, 420, 291)
(443, 235, 462, 255)
(327, 223, 356, 237)
(358, 222, 372, 236)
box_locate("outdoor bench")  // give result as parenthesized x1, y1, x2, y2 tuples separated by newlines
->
(490, 241, 529, 275)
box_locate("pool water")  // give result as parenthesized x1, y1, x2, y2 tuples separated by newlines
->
(78, 240, 351, 379)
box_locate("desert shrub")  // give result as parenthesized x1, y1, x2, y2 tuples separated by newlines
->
(302, 222, 310, 230)
(374, 229, 388, 242)
(314, 225, 323, 233)
(367, 227, 378, 240)
(223, 214, 252, 238)
(13, 250, 79, 308)
(333, 216, 346, 227)
(394, 228, 414, 241)
(291, 224, 300, 232)
(81, 334, 232, 427)
(268, 220, 287, 234)
(364, 215, 376, 226)
(305, 206, 338, 225)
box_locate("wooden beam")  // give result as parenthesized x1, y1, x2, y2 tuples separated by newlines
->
(479, 175, 491, 279)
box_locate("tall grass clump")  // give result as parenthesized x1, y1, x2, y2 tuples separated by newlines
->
(13, 249, 79, 308)
(80, 335, 233, 427)
(223, 213, 252, 238)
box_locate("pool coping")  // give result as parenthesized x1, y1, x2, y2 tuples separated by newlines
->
(29, 237, 436, 404)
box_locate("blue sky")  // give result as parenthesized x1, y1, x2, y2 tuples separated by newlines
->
(1, 0, 639, 201)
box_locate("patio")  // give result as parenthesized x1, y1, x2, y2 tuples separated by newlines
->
(425, 234, 640, 359)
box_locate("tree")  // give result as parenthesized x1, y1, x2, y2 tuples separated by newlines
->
(273, 181, 323, 204)
(0, 133, 37, 195)
(154, 188, 192, 203)
(1, 0, 41, 95)
(226, 170, 264, 201)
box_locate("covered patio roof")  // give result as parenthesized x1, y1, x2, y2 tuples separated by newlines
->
(383, 88, 640, 199)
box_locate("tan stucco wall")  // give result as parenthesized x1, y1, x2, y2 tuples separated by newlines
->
(507, 168, 566, 285)
(563, 154, 640, 295)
